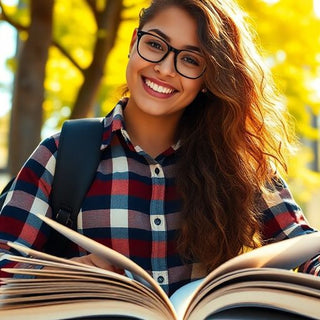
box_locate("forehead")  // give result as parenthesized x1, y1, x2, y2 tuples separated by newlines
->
(142, 6, 200, 48)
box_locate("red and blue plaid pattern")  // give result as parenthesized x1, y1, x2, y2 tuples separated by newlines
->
(0, 99, 319, 296)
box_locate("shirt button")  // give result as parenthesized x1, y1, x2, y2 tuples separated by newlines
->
(155, 167, 160, 175)
(157, 276, 164, 283)
(154, 218, 161, 226)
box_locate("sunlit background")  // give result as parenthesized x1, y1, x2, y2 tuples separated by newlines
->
(0, 0, 319, 226)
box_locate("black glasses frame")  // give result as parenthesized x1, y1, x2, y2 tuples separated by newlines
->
(136, 29, 206, 80)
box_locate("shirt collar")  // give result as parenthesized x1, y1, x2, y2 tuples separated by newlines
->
(100, 98, 128, 150)
(100, 97, 181, 153)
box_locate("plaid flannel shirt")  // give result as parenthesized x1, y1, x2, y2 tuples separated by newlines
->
(0, 99, 319, 296)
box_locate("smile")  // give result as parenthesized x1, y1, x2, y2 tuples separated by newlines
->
(144, 78, 175, 94)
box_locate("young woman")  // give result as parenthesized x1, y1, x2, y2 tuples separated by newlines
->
(0, 0, 318, 296)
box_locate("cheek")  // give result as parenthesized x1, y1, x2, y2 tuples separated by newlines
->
(126, 57, 139, 90)
(182, 79, 203, 98)
(126, 53, 147, 87)
(125, 60, 133, 86)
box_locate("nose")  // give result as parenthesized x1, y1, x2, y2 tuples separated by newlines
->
(154, 51, 176, 77)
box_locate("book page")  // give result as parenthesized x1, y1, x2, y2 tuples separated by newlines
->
(199, 231, 320, 286)
(1, 267, 161, 308)
(33, 214, 176, 317)
(188, 286, 320, 320)
(0, 276, 167, 315)
(36, 217, 159, 286)
(173, 267, 320, 319)
(0, 300, 169, 320)
(174, 232, 320, 317)
(1, 248, 174, 319)
(208, 231, 320, 279)
(184, 267, 320, 318)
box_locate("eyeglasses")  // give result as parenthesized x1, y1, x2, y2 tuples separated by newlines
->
(136, 29, 206, 79)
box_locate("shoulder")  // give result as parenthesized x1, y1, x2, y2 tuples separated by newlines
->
(14, 134, 61, 189)
(256, 175, 315, 241)
(28, 134, 60, 169)
(255, 175, 300, 215)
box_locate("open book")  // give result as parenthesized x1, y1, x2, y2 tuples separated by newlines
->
(1, 215, 320, 320)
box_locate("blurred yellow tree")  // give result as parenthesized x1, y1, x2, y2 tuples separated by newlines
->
(43, 0, 149, 130)
(0, 0, 149, 174)
(239, 0, 320, 208)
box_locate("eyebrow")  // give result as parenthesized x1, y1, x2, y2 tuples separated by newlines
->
(147, 28, 201, 53)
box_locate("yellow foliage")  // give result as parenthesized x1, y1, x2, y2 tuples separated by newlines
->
(101, 0, 150, 114)
(238, 0, 320, 213)
(288, 145, 320, 204)
(54, 0, 96, 69)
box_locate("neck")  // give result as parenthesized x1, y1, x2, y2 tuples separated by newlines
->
(123, 103, 181, 158)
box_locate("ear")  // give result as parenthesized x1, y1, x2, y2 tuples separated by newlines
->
(129, 28, 138, 54)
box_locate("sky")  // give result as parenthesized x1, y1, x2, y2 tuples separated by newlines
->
(0, 0, 17, 117)
(315, 0, 320, 17)
(0, 22, 15, 117)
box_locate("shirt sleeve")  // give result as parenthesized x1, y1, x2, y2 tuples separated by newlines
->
(258, 176, 320, 275)
(0, 134, 59, 277)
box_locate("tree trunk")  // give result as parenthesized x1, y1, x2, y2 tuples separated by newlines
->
(70, 0, 124, 119)
(8, 0, 54, 176)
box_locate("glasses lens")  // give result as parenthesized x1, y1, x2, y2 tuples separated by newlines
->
(138, 32, 206, 79)
(176, 51, 206, 79)
(138, 33, 168, 63)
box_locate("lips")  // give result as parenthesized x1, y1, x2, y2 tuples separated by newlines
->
(143, 77, 177, 96)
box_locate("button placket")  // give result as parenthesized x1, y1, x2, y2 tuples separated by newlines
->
(149, 163, 167, 276)
(150, 163, 163, 177)
(153, 271, 168, 286)
(151, 215, 165, 231)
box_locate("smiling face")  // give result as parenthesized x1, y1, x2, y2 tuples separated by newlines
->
(125, 6, 204, 121)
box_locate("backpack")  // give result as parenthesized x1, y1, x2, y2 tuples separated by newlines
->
(0, 118, 104, 255)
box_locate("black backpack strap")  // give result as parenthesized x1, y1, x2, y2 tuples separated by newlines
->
(51, 118, 104, 230)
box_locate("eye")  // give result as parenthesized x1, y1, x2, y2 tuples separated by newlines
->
(180, 52, 201, 67)
(183, 56, 200, 66)
(141, 34, 167, 53)
(146, 40, 164, 51)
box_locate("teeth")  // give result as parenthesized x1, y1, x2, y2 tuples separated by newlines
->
(145, 79, 174, 94)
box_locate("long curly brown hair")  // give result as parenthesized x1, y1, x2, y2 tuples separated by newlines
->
(138, 0, 294, 271)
